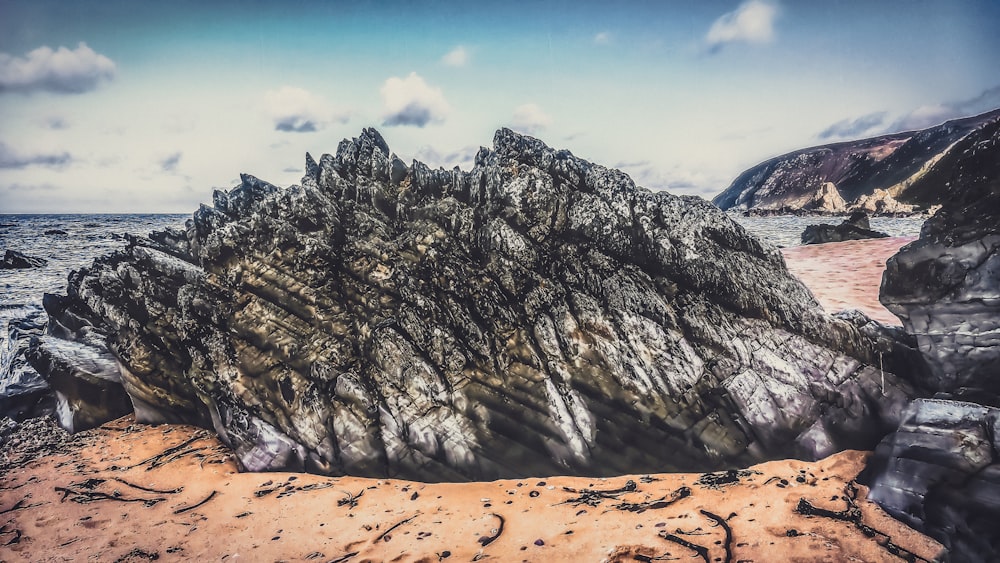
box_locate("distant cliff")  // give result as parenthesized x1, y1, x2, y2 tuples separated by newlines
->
(712, 108, 1000, 214)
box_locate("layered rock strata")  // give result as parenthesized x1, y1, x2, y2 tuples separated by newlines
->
(33, 128, 921, 480)
(861, 399, 1000, 562)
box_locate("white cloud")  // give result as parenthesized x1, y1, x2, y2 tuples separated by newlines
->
(887, 86, 1000, 132)
(0, 42, 116, 94)
(706, 1, 779, 52)
(817, 111, 888, 140)
(413, 145, 479, 170)
(441, 45, 469, 67)
(160, 152, 182, 172)
(263, 86, 348, 133)
(508, 103, 553, 135)
(594, 32, 612, 45)
(0, 141, 71, 169)
(381, 72, 450, 127)
(615, 160, 723, 198)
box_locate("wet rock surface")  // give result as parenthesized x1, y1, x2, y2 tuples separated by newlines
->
(33, 128, 921, 480)
(801, 212, 889, 245)
(1, 249, 47, 269)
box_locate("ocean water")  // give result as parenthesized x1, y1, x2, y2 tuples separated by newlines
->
(730, 213, 925, 248)
(0, 212, 926, 362)
(0, 214, 187, 354)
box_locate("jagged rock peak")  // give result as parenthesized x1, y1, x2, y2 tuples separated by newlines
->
(32, 128, 923, 481)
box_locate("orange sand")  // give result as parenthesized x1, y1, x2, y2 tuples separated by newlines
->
(782, 237, 916, 325)
(1, 416, 942, 562)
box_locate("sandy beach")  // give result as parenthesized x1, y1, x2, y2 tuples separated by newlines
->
(1, 416, 942, 562)
(782, 237, 915, 325)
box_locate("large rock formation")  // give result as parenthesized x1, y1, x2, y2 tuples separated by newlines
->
(863, 115, 1000, 562)
(32, 128, 922, 481)
(713, 108, 1000, 214)
(880, 117, 1000, 391)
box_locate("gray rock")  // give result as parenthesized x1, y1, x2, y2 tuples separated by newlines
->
(800, 211, 889, 245)
(0, 308, 54, 421)
(861, 398, 1000, 562)
(35, 127, 921, 480)
(865, 114, 1000, 561)
(880, 116, 1000, 392)
(1, 249, 47, 269)
(25, 294, 132, 433)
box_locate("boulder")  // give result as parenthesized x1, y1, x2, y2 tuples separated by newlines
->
(34, 128, 922, 480)
(0, 308, 54, 421)
(25, 294, 133, 433)
(1, 249, 47, 269)
(800, 212, 889, 245)
(808, 182, 847, 213)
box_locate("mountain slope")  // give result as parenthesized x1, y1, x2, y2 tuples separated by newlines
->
(713, 108, 1000, 213)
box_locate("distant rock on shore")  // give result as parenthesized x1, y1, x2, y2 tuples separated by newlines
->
(801, 212, 889, 245)
(28, 128, 922, 481)
(713, 108, 1000, 215)
(1, 249, 47, 269)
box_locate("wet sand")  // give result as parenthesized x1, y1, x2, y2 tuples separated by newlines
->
(782, 237, 916, 325)
(1, 416, 941, 562)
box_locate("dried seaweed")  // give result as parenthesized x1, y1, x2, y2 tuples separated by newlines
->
(612, 486, 691, 513)
(700, 509, 733, 563)
(658, 531, 709, 563)
(794, 482, 931, 563)
(478, 513, 505, 547)
(375, 513, 420, 543)
(54, 486, 164, 508)
(560, 479, 638, 507)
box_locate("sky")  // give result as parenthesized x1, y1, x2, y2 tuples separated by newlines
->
(1, 0, 998, 213)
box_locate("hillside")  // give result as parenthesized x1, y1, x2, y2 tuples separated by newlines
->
(712, 108, 1000, 214)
